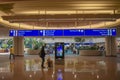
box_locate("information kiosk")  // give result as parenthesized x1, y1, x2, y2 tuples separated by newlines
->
(55, 42, 64, 65)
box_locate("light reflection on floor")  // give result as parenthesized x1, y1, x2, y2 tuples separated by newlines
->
(0, 55, 120, 80)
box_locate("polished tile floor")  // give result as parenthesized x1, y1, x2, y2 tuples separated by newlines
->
(0, 55, 120, 80)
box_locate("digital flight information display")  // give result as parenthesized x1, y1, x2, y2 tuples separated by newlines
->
(9, 28, 116, 37)
(64, 29, 84, 36)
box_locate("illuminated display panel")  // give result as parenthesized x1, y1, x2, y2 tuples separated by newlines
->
(9, 30, 17, 36)
(17, 30, 42, 36)
(64, 29, 84, 36)
(9, 29, 116, 37)
(44, 30, 63, 36)
(85, 29, 116, 36)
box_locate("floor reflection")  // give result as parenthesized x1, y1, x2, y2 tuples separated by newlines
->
(0, 62, 10, 73)
(0, 56, 120, 80)
(25, 59, 41, 71)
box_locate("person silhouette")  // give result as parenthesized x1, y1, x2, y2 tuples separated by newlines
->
(40, 45, 46, 68)
(9, 46, 15, 60)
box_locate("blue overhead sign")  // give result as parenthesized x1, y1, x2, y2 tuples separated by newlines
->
(16, 30, 63, 36)
(9, 30, 17, 36)
(109, 29, 116, 36)
(85, 29, 116, 36)
(44, 30, 63, 36)
(64, 29, 84, 36)
(85, 29, 108, 36)
(9, 28, 116, 37)
(17, 30, 42, 36)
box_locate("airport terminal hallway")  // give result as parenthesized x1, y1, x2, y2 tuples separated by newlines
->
(0, 55, 120, 80)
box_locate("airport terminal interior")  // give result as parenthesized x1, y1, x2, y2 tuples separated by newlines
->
(0, 0, 120, 80)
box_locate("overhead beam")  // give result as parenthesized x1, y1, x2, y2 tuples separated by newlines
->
(2, 14, 120, 20)
(7, 18, 116, 23)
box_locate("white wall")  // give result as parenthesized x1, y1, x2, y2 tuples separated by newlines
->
(40, 37, 75, 43)
(85, 38, 105, 43)
(39, 37, 106, 43)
